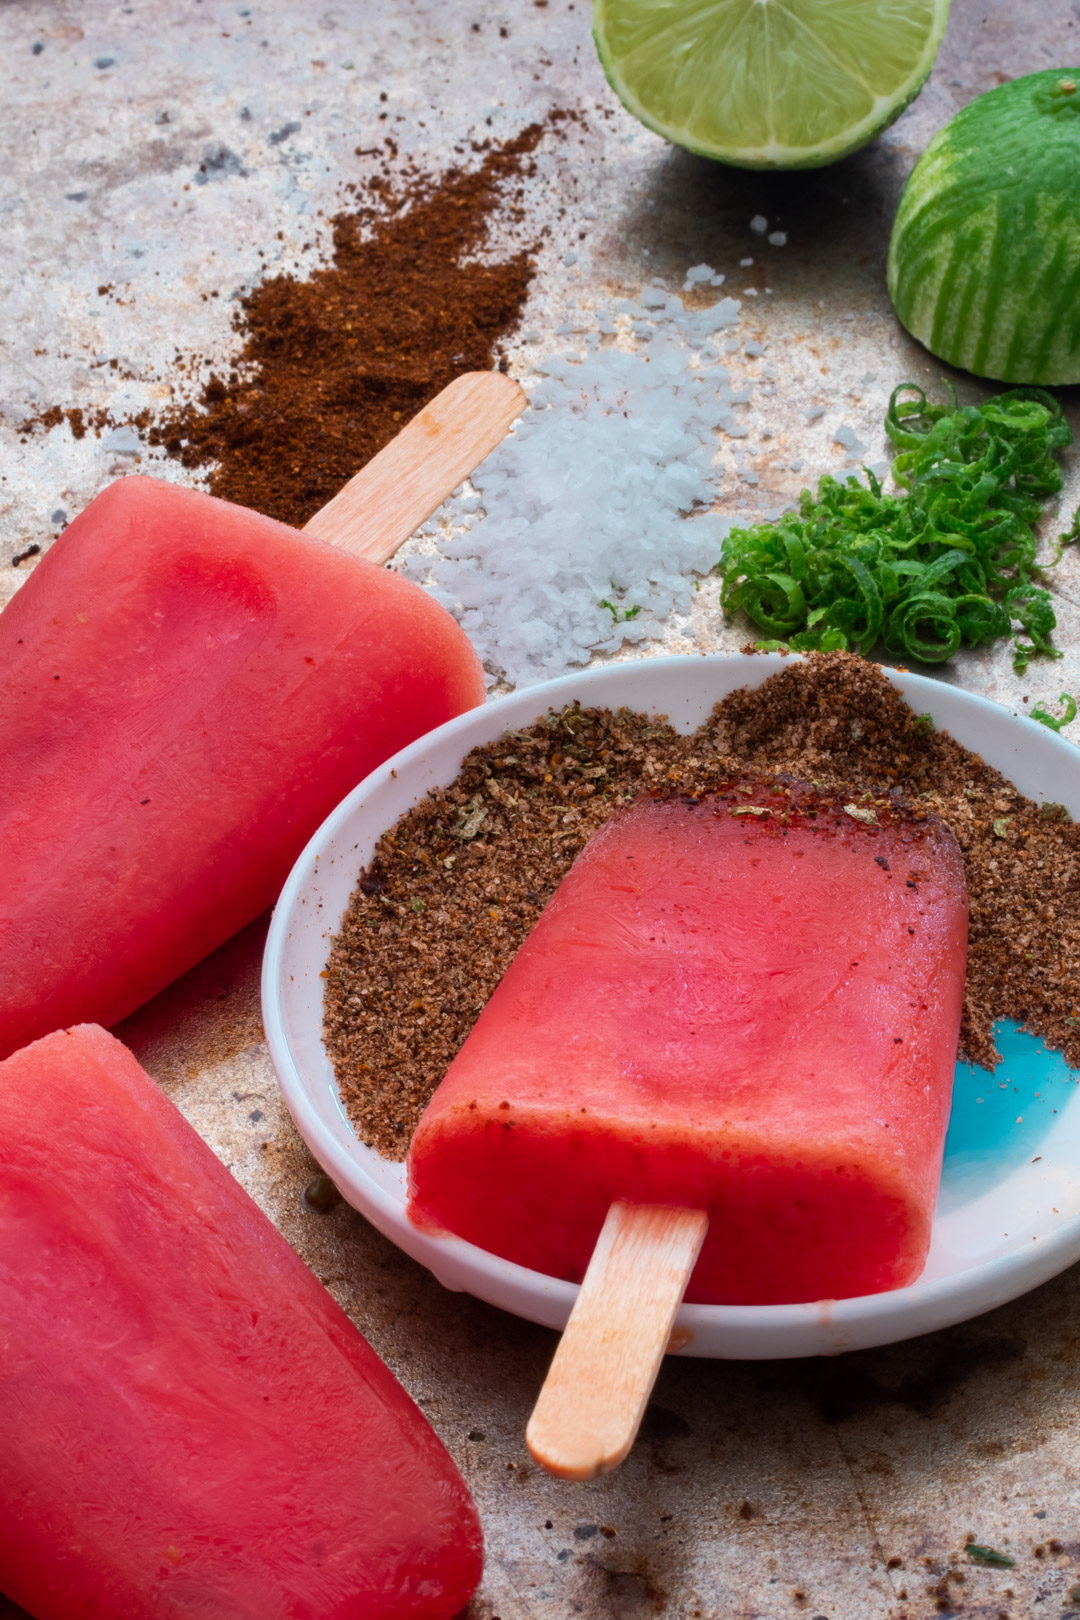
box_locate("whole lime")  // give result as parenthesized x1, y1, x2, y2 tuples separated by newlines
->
(592, 0, 951, 171)
(888, 70, 1080, 384)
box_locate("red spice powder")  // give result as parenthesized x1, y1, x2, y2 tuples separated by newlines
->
(19, 121, 559, 530)
(145, 123, 552, 527)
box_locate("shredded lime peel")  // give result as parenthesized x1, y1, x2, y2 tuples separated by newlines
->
(1030, 693, 1078, 732)
(965, 1543, 1015, 1568)
(718, 384, 1075, 670)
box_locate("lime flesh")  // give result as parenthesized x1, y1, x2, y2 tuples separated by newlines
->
(593, 0, 952, 169)
(888, 70, 1080, 385)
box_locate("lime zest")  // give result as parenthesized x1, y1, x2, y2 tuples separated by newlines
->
(717, 383, 1072, 669)
(1030, 694, 1078, 732)
(600, 595, 643, 624)
(965, 1543, 1015, 1568)
(1049, 503, 1080, 565)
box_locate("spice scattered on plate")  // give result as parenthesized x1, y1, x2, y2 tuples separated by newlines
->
(323, 652, 1079, 1159)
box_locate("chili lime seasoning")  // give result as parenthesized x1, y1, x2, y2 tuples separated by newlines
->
(323, 652, 1079, 1158)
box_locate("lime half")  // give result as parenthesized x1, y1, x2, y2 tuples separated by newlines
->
(888, 71, 1080, 384)
(593, 0, 952, 169)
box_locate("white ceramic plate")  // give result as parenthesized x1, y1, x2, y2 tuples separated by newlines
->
(262, 654, 1080, 1359)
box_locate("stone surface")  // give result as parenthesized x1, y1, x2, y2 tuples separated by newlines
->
(2, 2, 1080, 1616)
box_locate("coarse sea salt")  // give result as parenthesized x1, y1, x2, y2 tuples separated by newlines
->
(397, 277, 750, 689)
(833, 422, 868, 464)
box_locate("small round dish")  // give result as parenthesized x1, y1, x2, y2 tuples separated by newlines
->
(263, 654, 1080, 1359)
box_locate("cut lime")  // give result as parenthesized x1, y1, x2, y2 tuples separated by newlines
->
(888, 70, 1080, 385)
(592, 0, 952, 169)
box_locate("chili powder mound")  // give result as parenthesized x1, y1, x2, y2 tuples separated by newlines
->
(322, 652, 1080, 1160)
(146, 123, 550, 528)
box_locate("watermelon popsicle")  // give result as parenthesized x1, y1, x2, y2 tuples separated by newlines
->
(0, 1023, 482, 1619)
(0, 373, 521, 1059)
(406, 778, 969, 1475)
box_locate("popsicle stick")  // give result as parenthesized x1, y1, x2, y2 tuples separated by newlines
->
(302, 370, 525, 561)
(526, 1201, 708, 1481)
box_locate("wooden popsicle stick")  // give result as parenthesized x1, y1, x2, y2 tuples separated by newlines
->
(526, 1201, 708, 1481)
(302, 370, 525, 560)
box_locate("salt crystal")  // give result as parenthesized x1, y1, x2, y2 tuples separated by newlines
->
(740, 257, 754, 267)
(710, 296, 741, 329)
(744, 339, 767, 357)
(833, 423, 866, 454)
(683, 263, 715, 284)
(103, 425, 141, 454)
(749, 215, 768, 234)
(563, 250, 579, 266)
(403, 282, 746, 686)
(767, 231, 787, 247)
(804, 405, 825, 423)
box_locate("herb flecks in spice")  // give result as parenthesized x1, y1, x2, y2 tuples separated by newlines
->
(145, 124, 550, 527)
(323, 652, 1080, 1159)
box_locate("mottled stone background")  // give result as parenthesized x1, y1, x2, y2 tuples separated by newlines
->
(2, 1, 1080, 1616)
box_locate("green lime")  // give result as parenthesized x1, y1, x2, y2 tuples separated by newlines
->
(888, 71, 1080, 384)
(592, 0, 951, 170)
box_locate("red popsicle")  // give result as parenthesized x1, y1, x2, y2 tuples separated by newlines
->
(410, 780, 967, 1303)
(0, 1024, 482, 1620)
(0, 373, 520, 1059)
